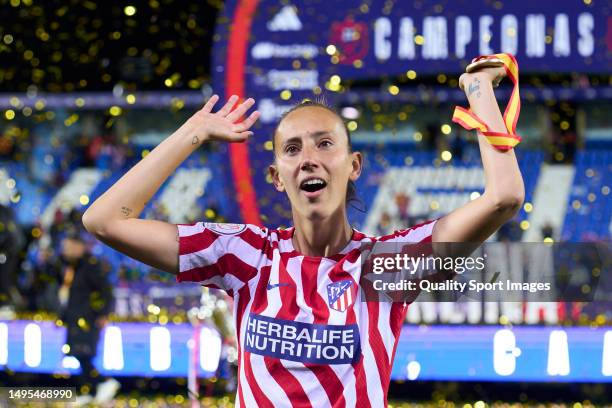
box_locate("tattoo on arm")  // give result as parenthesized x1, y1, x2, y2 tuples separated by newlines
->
(192, 135, 199, 145)
(120, 206, 133, 217)
(467, 78, 481, 98)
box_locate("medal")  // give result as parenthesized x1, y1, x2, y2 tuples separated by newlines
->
(452, 53, 522, 152)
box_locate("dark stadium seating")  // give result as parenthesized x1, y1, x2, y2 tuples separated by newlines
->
(562, 150, 612, 241)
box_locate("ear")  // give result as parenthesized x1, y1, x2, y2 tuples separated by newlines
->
(349, 151, 363, 182)
(268, 164, 285, 192)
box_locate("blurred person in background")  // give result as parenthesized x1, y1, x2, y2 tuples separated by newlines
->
(0, 204, 25, 316)
(541, 222, 554, 240)
(55, 222, 119, 405)
(376, 211, 393, 236)
(394, 191, 411, 229)
(423, 122, 440, 151)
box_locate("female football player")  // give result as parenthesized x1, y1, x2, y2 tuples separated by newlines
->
(84, 59, 524, 407)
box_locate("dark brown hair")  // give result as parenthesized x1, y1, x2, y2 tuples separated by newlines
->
(271, 100, 362, 210)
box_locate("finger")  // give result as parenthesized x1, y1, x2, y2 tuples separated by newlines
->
(217, 95, 239, 116)
(492, 75, 503, 88)
(232, 111, 260, 132)
(458, 73, 468, 91)
(226, 98, 255, 123)
(200, 94, 219, 113)
(223, 131, 253, 143)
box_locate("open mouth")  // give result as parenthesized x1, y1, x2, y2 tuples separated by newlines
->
(299, 178, 327, 194)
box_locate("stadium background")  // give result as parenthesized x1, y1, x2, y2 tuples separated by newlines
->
(0, 0, 610, 406)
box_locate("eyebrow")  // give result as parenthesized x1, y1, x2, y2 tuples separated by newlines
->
(281, 131, 333, 146)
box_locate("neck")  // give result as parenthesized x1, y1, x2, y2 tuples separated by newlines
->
(291, 207, 353, 257)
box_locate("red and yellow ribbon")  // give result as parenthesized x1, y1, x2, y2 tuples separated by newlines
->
(452, 53, 522, 152)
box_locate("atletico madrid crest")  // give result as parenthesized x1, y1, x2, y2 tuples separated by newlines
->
(327, 280, 354, 312)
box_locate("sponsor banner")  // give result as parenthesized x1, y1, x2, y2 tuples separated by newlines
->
(251, 42, 318, 60)
(253, 69, 319, 90)
(247, 1, 610, 75)
(244, 313, 361, 364)
(3, 320, 609, 382)
(0, 320, 221, 377)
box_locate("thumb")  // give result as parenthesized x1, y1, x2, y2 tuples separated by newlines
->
(229, 131, 253, 142)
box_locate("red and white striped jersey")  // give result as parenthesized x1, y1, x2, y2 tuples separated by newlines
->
(177, 220, 436, 408)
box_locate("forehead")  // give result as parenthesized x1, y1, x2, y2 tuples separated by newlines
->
(275, 106, 345, 143)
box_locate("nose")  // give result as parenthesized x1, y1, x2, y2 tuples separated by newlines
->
(299, 144, 319, 171)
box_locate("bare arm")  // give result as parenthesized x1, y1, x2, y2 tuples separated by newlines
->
(82, 95, 260, 274)
(432, 68, 525, 243)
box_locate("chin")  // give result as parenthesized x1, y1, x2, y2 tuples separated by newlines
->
(300, 202, 342, 221)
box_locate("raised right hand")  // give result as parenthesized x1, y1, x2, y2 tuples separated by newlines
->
(187, 94, 260, 144)
(83, 94, 260, 275)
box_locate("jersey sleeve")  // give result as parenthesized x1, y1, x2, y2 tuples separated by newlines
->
(176, 222, 270, 293)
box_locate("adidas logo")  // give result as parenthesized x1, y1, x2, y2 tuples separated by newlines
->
(267, 5, 302, 31)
